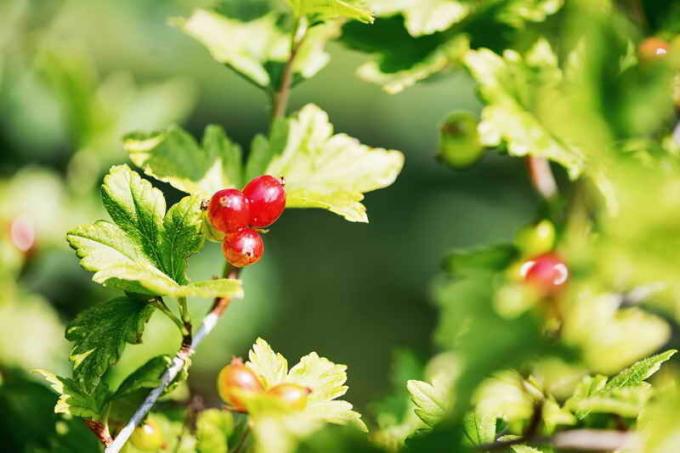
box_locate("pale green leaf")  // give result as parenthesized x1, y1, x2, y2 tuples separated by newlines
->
(464, 41, 585, 178)
(174, 9, 337, 88)
(474, 371, 534, 426)
(66, 297, 154, 390)
(265, 104, 404, 222)
(247, 337, 289, 388)
(511, 446, 545, 453)
(288, 0, 374, 23)
(196, 409, 234, 453)
(287, 352, 348, 401)
(498, 0, 564, 27)
(407, 377, 451, 427)
(562, 291, 671, 374)
(368, 0, 468, 36)
(243, 338, 365, 453)
(125, 125, 243, 198)
(638, 387, 680, 453)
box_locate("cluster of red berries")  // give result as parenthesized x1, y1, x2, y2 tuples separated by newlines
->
(217, 358, 311, 412)
(207, 175, 286, 268)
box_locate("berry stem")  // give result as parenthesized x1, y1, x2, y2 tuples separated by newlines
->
(177, 296, 192, 345)
(104, 264, 243, 453)
(270, 17, 307, 123)
(151, 297, 186, 336)
(525, 156, 558, 200)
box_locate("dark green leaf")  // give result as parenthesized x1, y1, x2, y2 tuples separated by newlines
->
(66, 297, 154, 389)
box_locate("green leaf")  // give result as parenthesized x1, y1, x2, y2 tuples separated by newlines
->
(463, 412, 496, 445)
(407, 377, 451, 427)
(638, 386, 680, 452)
(174, 9, 337, 88)
(125, 125, 243, 197)
(67, 165, 243, 299)
(368, 0, 469, 36)
(113, 356, 174, 399)
(443, 243, 516, 276)
(196, 409, 234, 453)
(564, 350, 676, 419)
(287, 0, 374, 23)
(245, 118, 290, 182)
(66, 297, 154, 389)
(464, 40, 585, 178)
(605, 349, 677, 390)
(34, 370, 107, 420)
(264, 104, 404, 222)
(0, 369, 101, 452)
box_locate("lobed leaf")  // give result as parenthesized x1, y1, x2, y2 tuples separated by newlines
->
(287, 0, 374, 23)
(66, 297, 154, 390)
(125, 125, 243, 198)
(264, 104, 404, 222)
(68, 165, 243, 300)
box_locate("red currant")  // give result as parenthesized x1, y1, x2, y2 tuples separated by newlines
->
(208, 189, 250, 233)
(267, 383, 311, 411)
(639, 37, 669, 62)
(222, 228, 264, 267)
(520, 253, 568, 294)
(130, 419, 164, 451)
(9, 216, 36, 253)
(242, 175, 286, 228)
(217, 358, 264, 411)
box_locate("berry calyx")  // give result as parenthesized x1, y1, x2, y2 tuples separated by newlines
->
(639, 37, 670, 62)
(222, 228, 264, 268)
(520, 253, 569, 294)
(130, 419, 164, 451)
(267, 383, 312, 411)
(243, 175, 286, 228)
(217, 358, 264, 411)
(208, 189, 250, 233)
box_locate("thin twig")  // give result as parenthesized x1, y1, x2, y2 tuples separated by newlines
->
(478, 429, 639, 452)
(270, 18, 307, 121)
(525, 156, 558, 200)
(105, 266, 242, 453)
(85, 419, 113, 446)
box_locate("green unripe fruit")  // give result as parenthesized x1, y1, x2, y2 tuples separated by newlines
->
(130, 419, 164, 451)
(514, 220, 556, 257)
(437, 112, 485, 169)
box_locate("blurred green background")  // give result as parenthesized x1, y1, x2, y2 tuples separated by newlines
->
(0, 0, 539, 414)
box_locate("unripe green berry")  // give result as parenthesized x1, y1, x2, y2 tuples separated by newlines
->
(130, 419, 164, 451)
(514, 220, 556, 257)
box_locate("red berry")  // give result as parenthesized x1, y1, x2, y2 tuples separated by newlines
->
(267, 383, 311, 410)
(520, 253, 569, 294)
(222, 228, 264, 267)
(208, 189, 250, 233)
(242, 175, 286, 228)
(9, 217, 36, 253)
(217, 358, 264, 411)
(639, 37, 669, 61)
